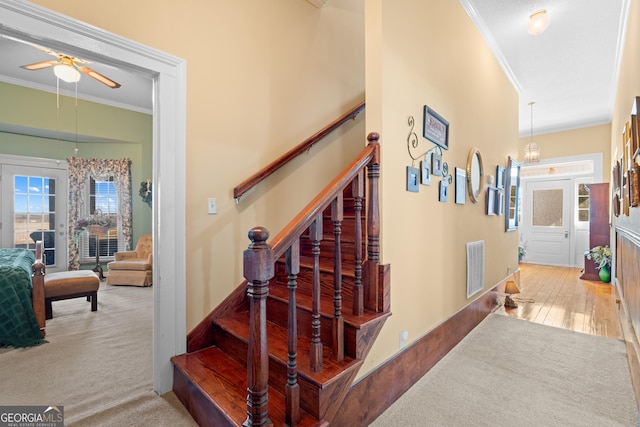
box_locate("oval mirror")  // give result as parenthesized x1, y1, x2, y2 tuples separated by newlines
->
(466, 148, 483, 203)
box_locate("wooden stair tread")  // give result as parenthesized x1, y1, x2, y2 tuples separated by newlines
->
(268, 284, 388, 327)
(215, 313, 362, 386)
(298, 255, 357, 277)
(172, 347, 318, 426)
(275, 258, 359, 279)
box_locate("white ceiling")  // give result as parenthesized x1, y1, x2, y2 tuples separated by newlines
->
(461, 0, 631, 137)
(0, 32, 152, 115)
(0, 1, 631, 139)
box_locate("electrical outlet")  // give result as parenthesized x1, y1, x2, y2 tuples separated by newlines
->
(208, 198, 217, 214)
(399, 330, 409, 349)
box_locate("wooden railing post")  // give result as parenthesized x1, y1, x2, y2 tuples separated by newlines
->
(352, 171, 364, 317)
(364, 132, 381, 312)
(309, 215, 324, 373)
(285, 241, 300, 426)
(32, 241, 46, 337)
(332, 194, 345, 362)
(243, 227, 274, 427)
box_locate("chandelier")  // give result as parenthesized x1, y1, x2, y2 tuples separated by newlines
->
(524, 101, 540, 165)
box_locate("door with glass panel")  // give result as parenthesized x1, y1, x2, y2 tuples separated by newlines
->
(522, 179, 571, 266)
(0, 165, 68, 272)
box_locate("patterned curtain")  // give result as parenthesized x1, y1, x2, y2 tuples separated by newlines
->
(67, 157, 132, 270)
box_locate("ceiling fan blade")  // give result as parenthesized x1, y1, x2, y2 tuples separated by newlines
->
(77, 65, 121, 89)
(20, 60, 58, 71)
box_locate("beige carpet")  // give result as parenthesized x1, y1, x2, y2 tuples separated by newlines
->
(0, 281, 197, 426)
(371, 313, 639, 427)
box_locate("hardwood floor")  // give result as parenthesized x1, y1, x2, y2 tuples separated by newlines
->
(494, 263, 622, 339)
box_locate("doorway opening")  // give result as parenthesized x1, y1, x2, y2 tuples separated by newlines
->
(0, 3, 187, 394)
(519, 153, 603, 268)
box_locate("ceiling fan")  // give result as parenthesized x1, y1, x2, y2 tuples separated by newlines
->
(20, 46, 121, 89)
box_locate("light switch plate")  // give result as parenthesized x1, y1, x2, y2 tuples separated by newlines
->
(208, 198, 217, 214)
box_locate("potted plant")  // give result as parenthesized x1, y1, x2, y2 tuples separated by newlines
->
(518, 242, 527, 262)
(75, 209, 116, 241)
(585, 245, 612, 283)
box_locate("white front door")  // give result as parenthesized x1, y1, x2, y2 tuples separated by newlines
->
(521, 179, 572, 266)
(1, 164, 68, 272)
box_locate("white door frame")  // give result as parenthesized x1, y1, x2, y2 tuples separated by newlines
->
(0, 1, 187, 394)
(519, 153, 603, 268)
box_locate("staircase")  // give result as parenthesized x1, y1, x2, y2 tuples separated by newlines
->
(172, 133, 390, 426)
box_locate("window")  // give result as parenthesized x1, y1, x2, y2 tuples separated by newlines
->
(79, 177, 121, 262)
(14, 175, 57, 265)
(577, 183, 590, 223)
(68, 157, 132, 270)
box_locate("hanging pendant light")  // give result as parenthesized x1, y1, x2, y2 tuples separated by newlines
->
(524, 101, 540, 164)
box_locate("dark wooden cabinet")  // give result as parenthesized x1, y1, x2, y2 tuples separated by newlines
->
(580, 183, 610, 281)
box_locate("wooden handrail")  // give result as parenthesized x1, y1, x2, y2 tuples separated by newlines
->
(233, 101, 366, 201)
(269, 136, 377, 261)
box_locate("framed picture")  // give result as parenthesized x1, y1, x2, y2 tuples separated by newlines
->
(455, 167, 466, 204)
(439, 179, 448, 202)
(432, 153, 443, 176)
(496, 166, 505, 189)
(420, 160, 431, 185)
(423, 105, 449, 150)
(486, 187, 498, 215)
(406, 166, 419, 192)
(613, 160, 621, 192)
(497, 191, 505, 215)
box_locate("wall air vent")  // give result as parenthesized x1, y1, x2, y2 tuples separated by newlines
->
(466, 240, 484, 298)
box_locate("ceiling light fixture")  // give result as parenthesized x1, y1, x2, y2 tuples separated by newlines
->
(524, 102, 540, 164)
(53, 63, 81, 83)
(527, 9, 550, 35)
(53, 57, 81, 83)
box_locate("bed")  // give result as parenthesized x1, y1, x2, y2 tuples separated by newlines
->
(0, 243, 47, 347)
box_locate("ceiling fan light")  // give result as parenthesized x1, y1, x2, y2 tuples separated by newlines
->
(527, 9, 550, 35)
(53, 64, 81, 83)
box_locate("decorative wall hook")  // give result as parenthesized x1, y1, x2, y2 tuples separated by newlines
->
(407, 115, 442, 161)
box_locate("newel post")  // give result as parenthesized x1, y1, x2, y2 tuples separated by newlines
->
(243, 227, 274, 427)
(365, 132, 381, 312)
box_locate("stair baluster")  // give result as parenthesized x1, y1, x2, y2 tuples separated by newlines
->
(331, 194, 345, 362)
(309, 215, 323, 373)
(243, 227, 275, 427)
(352, 170, 364, 316)
(365, 132, 381, 312)
(175, 132, 388, 427)
(285, 241, 301, 426)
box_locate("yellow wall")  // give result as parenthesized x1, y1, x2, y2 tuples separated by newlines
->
(0, 82, 153, 242)
(25, 0, 518, 378)
(28, 0, 367, 329)
(362, 0, 518, 374)
(611, 0, 640, 232)
(518, 124, 611, 174)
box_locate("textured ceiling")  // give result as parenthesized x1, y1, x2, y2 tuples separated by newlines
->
(0, 32, 152, 114)
(0, 1, 631, 138)
(461, 0, 630, 137)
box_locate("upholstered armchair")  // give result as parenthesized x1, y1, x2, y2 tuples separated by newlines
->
(106, 234, 152, 287)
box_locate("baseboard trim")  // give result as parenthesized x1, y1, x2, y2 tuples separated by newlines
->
(332, 285, 500, 426)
